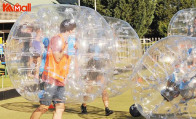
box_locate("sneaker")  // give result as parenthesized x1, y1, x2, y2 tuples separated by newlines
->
(81, 104, 88, 114)
(161, 88, 180, 101)
(105, 107, 113, 116)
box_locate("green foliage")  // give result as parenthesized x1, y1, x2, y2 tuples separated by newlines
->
(57, 0, 195, 37)
(146, 0, 194, 37)
(80, 0, 119, 16)
(97, 0, 119, 16)
(113, 0, 157, 37)
(56, 0, 78, 4)
(80, 0, 156, 38)
(80, 0, 94, 8)
(141, 0, 157, 37)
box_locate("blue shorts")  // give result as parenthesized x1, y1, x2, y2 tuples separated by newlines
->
(39, 82, 65, 106)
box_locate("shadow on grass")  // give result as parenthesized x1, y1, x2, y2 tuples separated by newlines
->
(1, 102, 145, 119)
(1, 102, 54, 113)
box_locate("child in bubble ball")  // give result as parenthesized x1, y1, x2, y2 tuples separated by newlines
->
(80, 45, 113, 116)
(161, 48, 196, 103)
(30, 19, 76, 119)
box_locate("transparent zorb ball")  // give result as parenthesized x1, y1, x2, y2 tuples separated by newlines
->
(5, 4, 115, 103)
(103, 16, 142, 97)
(168, 8, 196, 37)
(131, 36, 196, 119)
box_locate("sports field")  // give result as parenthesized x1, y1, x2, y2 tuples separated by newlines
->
(0, 89, 144, 119)
(0, 63, 145, 119)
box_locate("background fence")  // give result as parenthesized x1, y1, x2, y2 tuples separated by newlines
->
(140, 37, 162, 53)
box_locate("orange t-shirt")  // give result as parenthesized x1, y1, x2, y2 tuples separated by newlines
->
(42, 34, 71, 86)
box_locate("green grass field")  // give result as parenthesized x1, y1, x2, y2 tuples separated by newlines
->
(0, 75, 12, 88)
(0, 64, 143, 119)
(0, 89, 144, 119)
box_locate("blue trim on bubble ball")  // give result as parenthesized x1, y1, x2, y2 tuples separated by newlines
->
(187, 48, 192, 55)
(39, 37, 49, 73)
(179, 76, 195, 90)
(67, 36, 76, 56)
(180, 81, 190, 90)
(171, 73, 176, 83)
(42, 37, 49, 47)
(38, 90, 45, 99)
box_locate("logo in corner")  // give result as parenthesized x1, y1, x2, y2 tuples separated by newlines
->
(3, 3, 31, 12)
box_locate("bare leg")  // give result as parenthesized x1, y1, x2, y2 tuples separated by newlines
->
(102, 89, 109, 108)
(96, 76, 109, 107)
(81, 86, 91, 114)
(83, 80, 94, 103)
(81, 81, 94, 114)
(53, 103, 65, 119)
(102, 89, 113, 116)
(96, 75, 113, 115)
(30, 105, 49, 119)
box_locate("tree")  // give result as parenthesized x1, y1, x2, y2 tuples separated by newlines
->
(113, 0, 157, 37)
(56, 0, 78, 4)
(80, 0, 118, 16)
(80, 0, 156, 38)
(141, 0, 157, 37)
(145, 0, 194, 37)
(55, 0, 195, 37)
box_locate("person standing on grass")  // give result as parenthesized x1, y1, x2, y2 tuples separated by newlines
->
(81, 45, 113, 116)
(30, 19, 76, 119)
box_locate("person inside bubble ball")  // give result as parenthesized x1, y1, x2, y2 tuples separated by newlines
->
(188, 17, 196, 37)
(17, 24, 43, 76)
(30, 19, 76, 119)
(80, 45, 113, 116)
(29, 26, 50, 79)
(28, 27, 43, 78)
(161, 47, 196, 103)
(16, 24, 33, 69)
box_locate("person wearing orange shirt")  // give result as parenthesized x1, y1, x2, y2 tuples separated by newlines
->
(30, 19, 76, 119)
